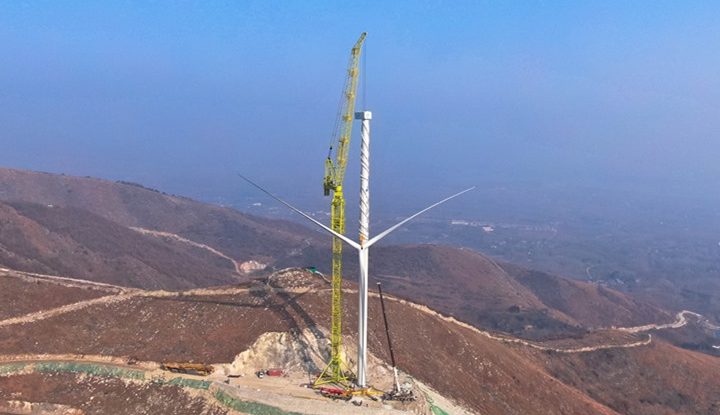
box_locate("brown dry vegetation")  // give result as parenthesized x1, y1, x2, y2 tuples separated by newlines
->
(1, 167, 717, 414)
(532, 341, 720, 415)
(0, 168, 668, 336)
(363, 245, 667, 339)
(0, 201, 240, 289)
(0, 268, 717, 414)
(0, 274, 108, 320)
(503, 263, 670, 328)
(0, 167, 321, 271)
(0, 372, 226, 415)
(0, 273, 622, 415)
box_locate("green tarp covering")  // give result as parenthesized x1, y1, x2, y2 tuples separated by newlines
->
(213, 389, 304, 415)
(35, 361, 145, 380)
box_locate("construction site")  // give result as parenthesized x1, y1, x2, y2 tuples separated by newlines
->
(0, 33, 473, 415)
(3, 253, 718, 415)
(0, 266, 480, 415)
(232, 32, 469, 410)
(3, 13, 720, 415)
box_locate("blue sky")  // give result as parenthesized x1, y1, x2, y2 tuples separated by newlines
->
(1, 1, 719, 212)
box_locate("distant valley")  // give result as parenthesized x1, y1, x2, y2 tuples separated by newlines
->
(1, 167, 720, 414)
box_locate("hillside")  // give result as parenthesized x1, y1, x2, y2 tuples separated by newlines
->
(532, 341, 720, 415)
(502, 263, 668, 329)
(0, 165, 716, 413)
(0, 268, 113, 320)
(364, 245, 671, 339)
(0, 167, 322, 275)
(0, 167, 671, 336)
(0, 269, 615, 415)
(0, 200, 238, 289)
(1, 268, 719, 414)
(0, 372, 226, 415)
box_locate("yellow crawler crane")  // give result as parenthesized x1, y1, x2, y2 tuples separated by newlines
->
(315, 32, 366, 386)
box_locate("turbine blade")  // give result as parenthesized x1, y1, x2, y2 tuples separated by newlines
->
(366, 187, 475, 248)
(238, 174, 361, 250)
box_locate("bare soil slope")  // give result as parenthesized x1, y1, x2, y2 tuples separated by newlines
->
(0, 372, 226, 415)
(0, 167, 321, 272)
(0, 270, 621, 415)
(0, 270, 110, 320)
(503, 263, 669, 329)
(365, 245, 667, 339)
(0, 201, 238, 289)
(534, 341, 720, 415)
(0, 167, 669, 336)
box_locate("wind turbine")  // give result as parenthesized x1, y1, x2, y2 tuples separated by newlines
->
(240, 110, 474, 388)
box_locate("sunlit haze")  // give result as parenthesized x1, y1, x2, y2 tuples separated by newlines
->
(2, 1, 719, 219)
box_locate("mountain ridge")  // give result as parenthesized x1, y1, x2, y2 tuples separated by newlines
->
(0, 167, 670, 335)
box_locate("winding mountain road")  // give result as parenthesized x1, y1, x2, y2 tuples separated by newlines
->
(2, 267, 715, 354)
(130, 227, 244, 274)
(617, 310, 702, 333)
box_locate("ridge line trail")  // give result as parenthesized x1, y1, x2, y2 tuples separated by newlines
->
(130, 227, 243, 274)
(0, 269, 253, 328)
(0, 287, 253, 328)
(364, 290, 656, 353)
(0, 293, 138, 328)
(617, 310, 720, 332)
(0, 353, 158, 369)
(0, 267, 127, 292)
(0, 267, 708, 353)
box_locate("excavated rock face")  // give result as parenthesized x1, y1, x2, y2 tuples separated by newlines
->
(221, 328, 393, 389)
(223, 329, 329, 376)
(239, 260, 267, 274)
(266, 268, 330, 291)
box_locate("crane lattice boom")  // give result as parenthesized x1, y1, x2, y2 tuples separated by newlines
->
(315, 32, 366, 387)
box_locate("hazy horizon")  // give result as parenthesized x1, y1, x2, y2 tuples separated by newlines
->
(2, 1, 720, 220)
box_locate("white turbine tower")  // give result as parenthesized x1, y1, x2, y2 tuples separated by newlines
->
(240, 110, 473, 388)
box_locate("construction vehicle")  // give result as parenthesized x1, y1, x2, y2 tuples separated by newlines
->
(160, 362, 214, 376)
(314, 32, 367, 387)
(255, 368, 284, 378)
(318, 386, 353, 401)
(317, 386, 384, 402)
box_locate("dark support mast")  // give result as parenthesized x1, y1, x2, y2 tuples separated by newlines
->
(377, 282, 400, 391)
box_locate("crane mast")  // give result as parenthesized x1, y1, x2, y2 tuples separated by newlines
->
(315, 32, 366, 386)
(239, 32, 473, 392)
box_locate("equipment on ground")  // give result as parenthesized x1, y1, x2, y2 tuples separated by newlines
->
(160, 362, 214, 376)
(383, 385, 416, 402)
(318, 386, 353, 401)
(377, 282, 416, 402)
(377, 283, 398, 390)
(316, 386, 384, 401)
(256, 368, 285, 378)
(314, 32, 367, 387)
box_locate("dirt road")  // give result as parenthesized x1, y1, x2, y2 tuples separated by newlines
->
(131, 227, 243, 274)
(1, 267, 714, 354)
